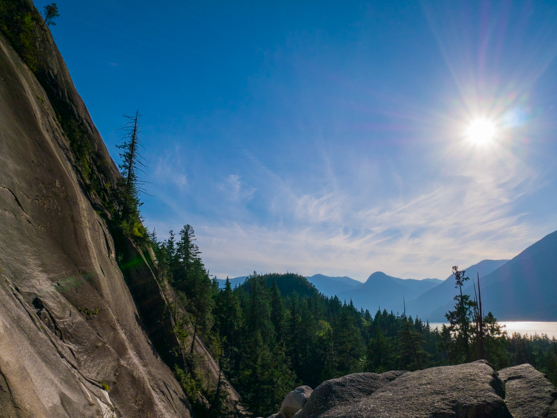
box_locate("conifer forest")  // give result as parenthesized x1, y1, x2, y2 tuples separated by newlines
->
(149, 226, 557, 417)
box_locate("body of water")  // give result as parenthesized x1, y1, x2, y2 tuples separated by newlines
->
(429, 322, 557, 339)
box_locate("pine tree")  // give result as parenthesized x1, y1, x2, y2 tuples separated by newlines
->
(397, 316, 428, 370)
(481, 312, 509, 368)
(444, 266, 476, 363)
(116, 111, 146, 239)
(332, 305, 365, 376)
(266, 344, 296, 413)
(42, 3, 59, 26)
(245, 274, 273, 345)
(286, 295, 304, 378)
(214, 278, 242, 372)
(270, 279, 285, 346)
(365, 327, 393, 372)
(312, 319, 335, 383)
(238, 331, 274, 417)
(187, 259, 215, 354)
(172, 224, 200, 289)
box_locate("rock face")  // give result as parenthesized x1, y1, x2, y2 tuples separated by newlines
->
(288, 361, 557, 418)
(0, 17, 191, 418)
(280, 385, 313, 418)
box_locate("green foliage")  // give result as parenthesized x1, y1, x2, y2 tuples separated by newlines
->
(174, 365, 201, 405)
(0, 1, 44, 72)
(480, 312, 510, 368)
(42, 3, 59, 26)
(397, 316, 429, 370)
(443, 266, 477, 363)
(114, 112, 148, 243)
(440, 266, 510, 368)
(61, 118, 93, 180)
(102, 383, 109, 391)
(78, 306, 100, 318)
(365, 327, 394, 372)
(331, 305, 365, 375)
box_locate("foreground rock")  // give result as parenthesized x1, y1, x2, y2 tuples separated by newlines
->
(295, 371, 405, 418)
(281, 386, 313, 418)
(499, 363, 557, 418)
(271, 361, 557, 417)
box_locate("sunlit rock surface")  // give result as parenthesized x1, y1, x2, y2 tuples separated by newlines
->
(0, 24, 190, 418)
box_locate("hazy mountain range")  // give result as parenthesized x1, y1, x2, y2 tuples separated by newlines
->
(218, 229, 557, 321)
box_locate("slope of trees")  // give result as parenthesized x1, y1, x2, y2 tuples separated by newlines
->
(148, 230, 557, 417)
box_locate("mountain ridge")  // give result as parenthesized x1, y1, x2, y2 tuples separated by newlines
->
(428, 231, 557, 321)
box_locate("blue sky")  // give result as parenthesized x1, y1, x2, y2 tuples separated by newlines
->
(37, 0, 557, 281)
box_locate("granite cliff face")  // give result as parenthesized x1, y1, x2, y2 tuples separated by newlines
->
(0, 9, 193, 418)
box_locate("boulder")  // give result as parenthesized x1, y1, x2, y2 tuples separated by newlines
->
(281, 385, 313, 418)
(297, 371, 405, 417)
(499, 363, 557, 418)
(297, 360, 512, 417)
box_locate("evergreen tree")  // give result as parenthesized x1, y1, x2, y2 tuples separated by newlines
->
(444, 266, 476, 363)
(286, 295, 304, 379)
(42, 3, 59, 26)
(214, 278, 242, 372)
(187, 259, 215, 354)
(238, 331, 274, 417)
(179, 225, 200, 268)
(481, 312, 509, 368)
(397, 316, 428, 370)
(312, 319, 335, 383)
(116, 111, 146, 239)
(270, 279, 286, 346)
(365, 327, 393, 372)
(165, 230, 180, 282)
(266, 344, 296, 413)
(332, 305, 365, 375)
(245, 274, 274, 345)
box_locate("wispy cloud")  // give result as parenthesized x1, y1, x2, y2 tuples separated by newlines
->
(187, 140, 555, 282)
(219, 174, 256, 202)
(152, 150, 188, 191)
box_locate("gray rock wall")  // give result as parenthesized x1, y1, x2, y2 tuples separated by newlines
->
(0, 32, 190, 417)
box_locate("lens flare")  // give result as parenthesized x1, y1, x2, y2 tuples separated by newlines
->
(466, 118, 497, 145)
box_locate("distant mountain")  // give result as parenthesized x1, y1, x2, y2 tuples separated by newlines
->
(336, 272, 441, 314)
(429, 230, 557, 321)
(217, 276, 248, 289)
(306, 274, 361, 297)
(407, 259, 509, 321)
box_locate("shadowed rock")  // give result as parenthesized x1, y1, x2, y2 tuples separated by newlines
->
(499, 363, 557, 418)
(296, 361, 512, 417)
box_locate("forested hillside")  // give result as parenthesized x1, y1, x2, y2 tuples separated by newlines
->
(151, 226, 557, 417)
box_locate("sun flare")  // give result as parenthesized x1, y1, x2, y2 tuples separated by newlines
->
(466, 118, 497, 145)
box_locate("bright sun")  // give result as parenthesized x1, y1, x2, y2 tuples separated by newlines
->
(466, 118, 497, 145)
